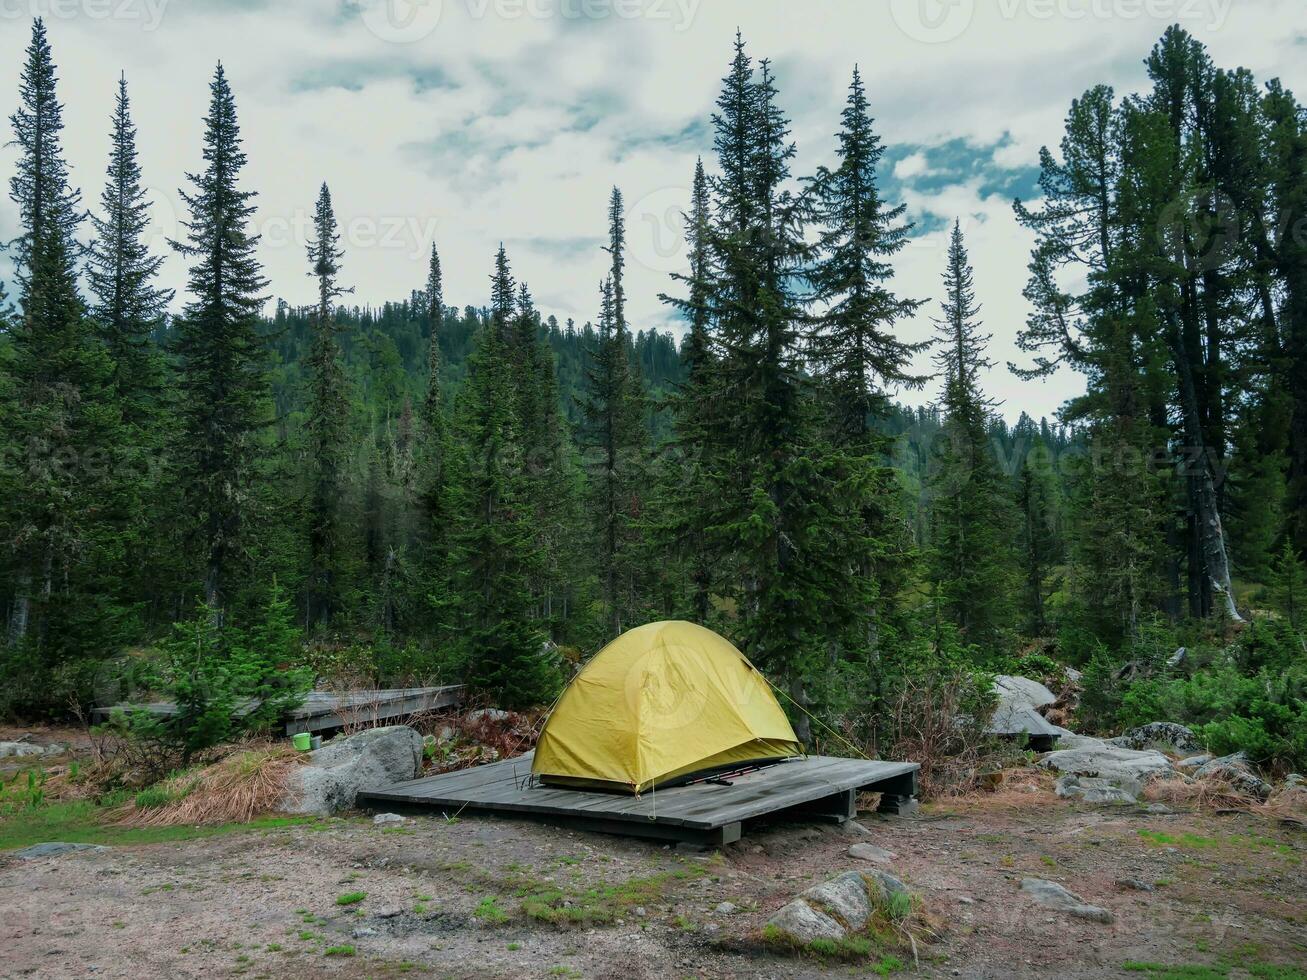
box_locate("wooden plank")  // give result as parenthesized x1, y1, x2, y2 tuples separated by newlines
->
(93, 685, 465, 734)
(359, 753, 921, 838)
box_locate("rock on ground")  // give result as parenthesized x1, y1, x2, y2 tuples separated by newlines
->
(465, 709, 512, 724)
(281, 725, 424, 816)
(1176, 754, 1212, 770)
(848, 843, 896, 864)
(993, 675, 1057, 710)
(765, 869, 911, 945)
(1039, 745, 1173, 785)
(1055, 773, 1138, 804)
(806, 871, 876, 930)
(16, 842, 109, 860)
(1116, 722, 1204, 756)
(0, 740, 64, 759)
(1020, 878, 1115, 924)
(1194, 752, 1272, 800)
(768, 898, 846, 943)
(1048, 727, 1111, 751)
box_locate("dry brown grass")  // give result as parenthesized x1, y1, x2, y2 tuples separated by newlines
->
(1141, 772, 1257, 811)
(946, 765, 1060, 811)
(109, 742, 306, 827)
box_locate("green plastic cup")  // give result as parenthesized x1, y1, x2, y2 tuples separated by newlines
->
(292, 732, 311, 751)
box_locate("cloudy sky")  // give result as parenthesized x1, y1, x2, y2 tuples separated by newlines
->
(1, 0, 1304, 419)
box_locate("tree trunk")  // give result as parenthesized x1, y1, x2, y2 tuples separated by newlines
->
(1165, 309, 1243, 622)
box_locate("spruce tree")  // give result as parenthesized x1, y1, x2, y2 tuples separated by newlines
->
(449, 247, 560, 707)
(415, 242, 453, 629)
(303, 183, 350, 627)
(808, 65, 926, 662)
(87, 74, 172, 428)
(809, 67, 925, 441)
(1012, 417, 1061, 636)
(2, 19, 129, 683)
(927, 222, 1017, 654)
(657, 159, 718, 622)
(677, 38, 869, 736)
(169, 64, 270, 611)
(580, 187, 649, 637)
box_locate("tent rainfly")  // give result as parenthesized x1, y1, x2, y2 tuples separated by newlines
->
(531, 621, 802, 793)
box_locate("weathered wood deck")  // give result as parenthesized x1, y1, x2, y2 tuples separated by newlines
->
(92, 685, 464, 735)
(358, 752, 919, 845)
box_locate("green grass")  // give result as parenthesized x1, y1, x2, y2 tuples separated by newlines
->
(1124, 961, 1307, 980)
(0, 796, 317, 851)
(324, 944, 356, 957)
(1123, 964, 1228, 980)
(474, 896, 508, 924)
(518, 866, 708, 926)
(335, 891, 367, 906)
(1136, 830, 1222, 849)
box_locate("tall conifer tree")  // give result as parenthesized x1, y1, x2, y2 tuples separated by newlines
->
(304, 183, 350, 627)
(580, 187, 648, 636)
(2, 19, 128, 678)
(808, 66, 926, 660)
(170, 64, 270, 611)
(450, 247, 559, 706)
(87, 75, 172, 427)
(927, 222, 1017, 653)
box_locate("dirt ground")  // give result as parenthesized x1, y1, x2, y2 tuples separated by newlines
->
(3, 766, 1306, 980)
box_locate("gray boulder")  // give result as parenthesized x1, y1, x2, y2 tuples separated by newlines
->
(1055, 773, 1137, 805)
(767, 899, 846, 943)
(847, 843, 895, 864)
(1039, 745, 1173, 784)
(282, 725, 424, 816)
(993, 675, 1057, 710)
(0, 740, 64, 759)
(1020, 878, 1114, 924)
(17, 842, 108, 860)
(1193, 752, 1271, 801)
(803, 871, 873, 930)
(1117, 722, 1203, 756)
(765, 869, 912, 946)
(1048, 726, 1110, 751)
(863, 868, 911, 902)
(1175, 754, 1212, 770)
(465, 708, 511, 724)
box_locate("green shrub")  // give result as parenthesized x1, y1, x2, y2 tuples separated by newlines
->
(97, 584, 313, 765)
(1091, 619, 1307, 771)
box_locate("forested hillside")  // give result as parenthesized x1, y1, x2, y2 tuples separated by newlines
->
(2, 19, 1305, 770)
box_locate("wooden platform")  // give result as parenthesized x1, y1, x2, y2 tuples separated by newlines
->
(358, 752, 919, 845)
(92, 685, 464, 735)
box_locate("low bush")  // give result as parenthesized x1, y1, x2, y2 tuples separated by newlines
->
(98, 585, 314, 771)
(1077, 618, 1307, 773)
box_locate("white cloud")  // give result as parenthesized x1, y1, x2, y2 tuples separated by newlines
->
(0, 0, 1303, 421)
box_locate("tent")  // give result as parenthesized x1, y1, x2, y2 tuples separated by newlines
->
(532, 620, 802, 793)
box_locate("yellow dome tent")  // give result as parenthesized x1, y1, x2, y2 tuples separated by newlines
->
(532, 621, 802, 793)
